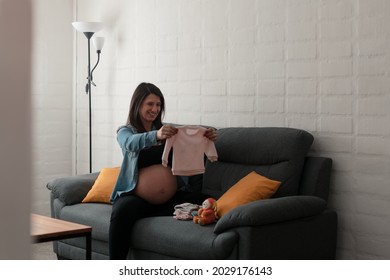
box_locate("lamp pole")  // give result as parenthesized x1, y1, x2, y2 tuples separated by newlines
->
(86, 32, 93, 173)
(72, 22, 103, 173)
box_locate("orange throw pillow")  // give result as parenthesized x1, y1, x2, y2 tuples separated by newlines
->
(216, 171, 281, 217)
(82, 167, 120, 204)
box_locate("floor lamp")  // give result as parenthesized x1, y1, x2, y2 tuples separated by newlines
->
(72, 22, 104, 173)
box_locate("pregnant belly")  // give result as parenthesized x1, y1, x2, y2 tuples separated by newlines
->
(134, 164, 177, 204)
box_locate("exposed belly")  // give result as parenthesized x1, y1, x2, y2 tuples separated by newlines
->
(134, 164, 177, 204)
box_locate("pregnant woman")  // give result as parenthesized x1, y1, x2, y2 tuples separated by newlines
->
(109, 82, 217, 259)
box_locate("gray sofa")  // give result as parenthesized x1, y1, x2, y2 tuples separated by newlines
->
(47, 127, 337, 259)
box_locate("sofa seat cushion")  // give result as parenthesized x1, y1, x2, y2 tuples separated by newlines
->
(131, 216, 238, 259)
(59, 203, 112, 242)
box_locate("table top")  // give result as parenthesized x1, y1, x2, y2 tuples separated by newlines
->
(31, 214, 92, 242)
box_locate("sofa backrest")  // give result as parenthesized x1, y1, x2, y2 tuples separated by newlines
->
(202, 127, 314, 199)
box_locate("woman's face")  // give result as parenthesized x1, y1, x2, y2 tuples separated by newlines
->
(139, 93, 161, 127)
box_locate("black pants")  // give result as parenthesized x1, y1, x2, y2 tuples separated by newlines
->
(109, 190, 205, 260)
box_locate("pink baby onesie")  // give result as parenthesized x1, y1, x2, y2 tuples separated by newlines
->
(162, 125, 218, 176)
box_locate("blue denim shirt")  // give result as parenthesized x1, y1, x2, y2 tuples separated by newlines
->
(110, 125, 158, 203)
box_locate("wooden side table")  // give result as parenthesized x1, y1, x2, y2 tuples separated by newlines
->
(31, 214, 92, 260)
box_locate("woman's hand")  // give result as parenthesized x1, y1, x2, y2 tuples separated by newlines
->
(157, 125, 178, 140)
(204, 127, 217, 142)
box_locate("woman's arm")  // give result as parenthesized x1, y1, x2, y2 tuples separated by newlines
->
(117, 126, 158, 152)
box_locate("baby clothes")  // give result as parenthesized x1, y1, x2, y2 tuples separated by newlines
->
(162, 125, 218, 176)
(173, 203, 200, 220)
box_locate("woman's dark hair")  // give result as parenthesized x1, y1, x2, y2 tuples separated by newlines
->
(126, 82, 165, 132)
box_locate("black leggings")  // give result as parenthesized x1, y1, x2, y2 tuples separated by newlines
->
(109, 190, 205, 260)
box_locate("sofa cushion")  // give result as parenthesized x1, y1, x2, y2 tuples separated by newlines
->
(82, 167, 120, 204)
(216, 171, 281, 217)
(130, 216, 238, 259)
(59, 203, 112, 242)
(203, 127, 313, 199)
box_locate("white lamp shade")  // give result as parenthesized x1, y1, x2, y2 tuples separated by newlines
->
(72, 21, 103, 33)
(92, 37, 105, 51)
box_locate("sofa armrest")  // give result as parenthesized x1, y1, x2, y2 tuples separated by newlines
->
(214, 196, 327, 234)
(299, 156, 332, 201)
(46, 172, 99, 205)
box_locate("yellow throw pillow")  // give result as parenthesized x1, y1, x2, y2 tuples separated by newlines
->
(216, 171, 281, 217)
(82, 167, 120, 204)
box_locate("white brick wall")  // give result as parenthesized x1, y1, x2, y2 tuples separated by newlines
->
(70, 0, 390, 259)
(31, 0, 74, 216)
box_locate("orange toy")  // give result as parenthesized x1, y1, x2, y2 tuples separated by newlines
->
(193, 198, 217, 226)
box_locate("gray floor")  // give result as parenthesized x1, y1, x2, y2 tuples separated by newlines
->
(31, 242, 57, 260)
